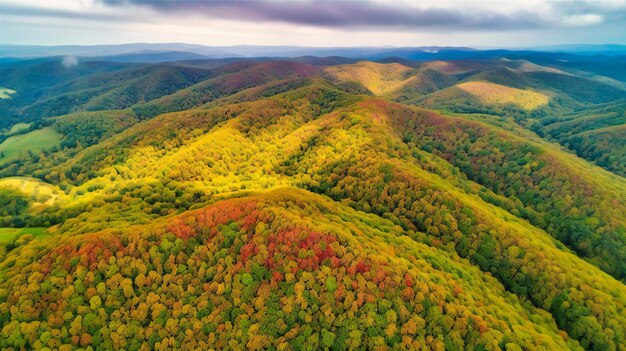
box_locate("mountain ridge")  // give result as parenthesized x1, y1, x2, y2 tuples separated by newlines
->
(0, 53, 625, 350)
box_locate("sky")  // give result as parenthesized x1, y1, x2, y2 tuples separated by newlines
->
(1, 0, 626, 48)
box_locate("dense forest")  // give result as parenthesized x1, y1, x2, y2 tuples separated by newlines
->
(0, 53, 625, 350)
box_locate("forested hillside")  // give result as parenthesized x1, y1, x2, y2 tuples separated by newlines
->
(1, 54, 625, 350)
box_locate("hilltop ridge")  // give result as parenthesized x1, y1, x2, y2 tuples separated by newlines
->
(1, 53, 625, 350)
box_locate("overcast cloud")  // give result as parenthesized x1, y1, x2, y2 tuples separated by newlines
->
(100, 0, 549, 30)
(0, 0, 625, 47)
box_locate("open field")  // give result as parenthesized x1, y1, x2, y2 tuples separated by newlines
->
(324, 61, 414, 96)
(0, 227, 48, 243)
(0, 88, 15, 99)
(0, 176, 67, 208)
(456, 81, 550, 109)
(4, 123, 31, 136)
(0, 127, 62, 162)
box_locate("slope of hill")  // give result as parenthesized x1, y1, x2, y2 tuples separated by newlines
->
(0, 127, 62, 163)
(542, 101, 626, 176)
(421, 80, 550, 111)
(0, 55, 625, 350)
(323, 61, 456, 98)
(555, 124, 626, 177)
(323, 62, 414, 96)
(18, 64, 215, 120)
(0, 188, 588, 350)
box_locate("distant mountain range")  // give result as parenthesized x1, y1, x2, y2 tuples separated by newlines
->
(2, 43, 626, 62)
(530, 44, 626, 55)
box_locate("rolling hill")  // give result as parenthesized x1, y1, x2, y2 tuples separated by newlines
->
(0, 53, 625, 350)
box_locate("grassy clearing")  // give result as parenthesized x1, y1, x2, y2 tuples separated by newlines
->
(457, 81, 550, 110)
(0, 127, 62, 162)
(0, 176, 67, 209)
(0, 88, 16, 99)
(5, 123, 31, 136)
(0, 227, 48, 243)
(513, 60, 571, 75)
(324, 62, 414, 96)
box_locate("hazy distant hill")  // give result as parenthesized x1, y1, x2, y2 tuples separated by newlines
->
(4, 43, 626, 61)
(531, 44, 626, 55)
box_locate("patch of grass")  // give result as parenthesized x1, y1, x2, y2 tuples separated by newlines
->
(0, 227, 48, 243)
(0, 176, 67, 208)
(456, 81, 550, 110)
(0, 127, 62, 162)
(4, 123, 31, 136)
(0, 87, 16, 99)
(324, 62, 414, 96)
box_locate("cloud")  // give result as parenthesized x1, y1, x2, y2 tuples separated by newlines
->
(556, 0, 626, 15)
(5, 1, 624, 34)
(0, 2, 138, 22)
(62, 55, 78, 68)
(3, 0, 626, 47)
(561, 14, 604, 27)
(100, 0, 551, 30)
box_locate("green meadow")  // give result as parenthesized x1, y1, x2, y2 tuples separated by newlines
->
(0, 127, 62, 162)
(4, 123, 31, 136)
(0, 227, 48, 243)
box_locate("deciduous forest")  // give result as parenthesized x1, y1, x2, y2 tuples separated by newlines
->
(1, 48, 625, 350)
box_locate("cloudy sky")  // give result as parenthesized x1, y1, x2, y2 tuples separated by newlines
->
(1, 0, 626, 47)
